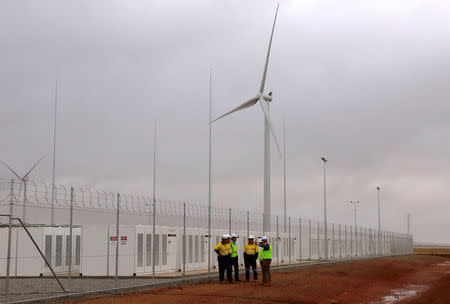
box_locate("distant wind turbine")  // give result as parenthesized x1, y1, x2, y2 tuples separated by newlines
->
(0, 157, 44, 223)
(210, 4, 281, 233)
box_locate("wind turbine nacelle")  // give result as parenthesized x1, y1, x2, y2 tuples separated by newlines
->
(263, 94, 272, 102)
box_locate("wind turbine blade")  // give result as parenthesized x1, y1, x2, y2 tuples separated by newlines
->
(0, 160, 23, 181)
(210, 96, 259, 123)
(258, 97, 282, 156)
(259, 3, 279, 94)
(23, 156, 44, 179)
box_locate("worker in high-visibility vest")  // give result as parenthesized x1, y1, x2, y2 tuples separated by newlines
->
(229, 234, 241, 281)
(214, 234, 232, 282)
(258, 235, 272, 286)
(244, 235, 259, 282)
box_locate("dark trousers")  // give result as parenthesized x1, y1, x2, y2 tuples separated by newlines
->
(230, 256, 239, 281)
(260, 259, 272, 284)
(218, 255, 232, 282)
(244, 254, 258, 281)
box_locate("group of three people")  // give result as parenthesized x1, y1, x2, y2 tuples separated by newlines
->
(214, 234, 272, 286)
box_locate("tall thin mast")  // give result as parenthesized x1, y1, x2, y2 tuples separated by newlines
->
(208, 68, 212, 273)
(283, 119, 286, 233)
(51, 81, 58, 225)
(152, 120, 157, 279)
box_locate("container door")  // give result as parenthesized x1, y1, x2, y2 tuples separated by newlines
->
(74, 233, 81, 272)
(200, 235, 206, 267)
(154, 234, 160, 272)
(194, 234, 199, 268)
(144, 233, 152, 273)
(43, 234, 53, 274)
(187, 235, 193, 269)
(167, 233, 178, 272)
(136, 233, 144, 273)
(160, 234, 171, 272)
(53, 233, 64, 273)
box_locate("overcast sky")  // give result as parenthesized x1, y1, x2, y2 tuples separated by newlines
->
(0, 0, 449, 243)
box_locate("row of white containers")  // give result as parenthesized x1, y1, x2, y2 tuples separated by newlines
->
(0, 226, 81, 276)
(81, 224, 295, 276)
(0, 224, 411, 276)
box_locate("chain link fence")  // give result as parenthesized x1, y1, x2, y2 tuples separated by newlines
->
(0, 179, 413, 303)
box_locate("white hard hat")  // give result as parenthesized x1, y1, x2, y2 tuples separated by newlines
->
(231, 233, 237, 238)
(261, 236, 268, 241)
(225, 234, 231, 238)
(248, 235, 255, 239)
(221, 234, 228, 240)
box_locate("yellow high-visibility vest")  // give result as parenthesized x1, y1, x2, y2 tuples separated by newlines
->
(214, 242, 231, 256)
(230, 242, 238, 258)
(244, 243, 259, 255)
(258, 244, 272, 260)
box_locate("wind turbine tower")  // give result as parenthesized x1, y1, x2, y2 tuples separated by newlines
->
(211, 4, 281, 233)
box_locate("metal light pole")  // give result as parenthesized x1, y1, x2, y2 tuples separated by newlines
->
(152, 121, 157, 280)
(376, 187, 381, 255)
(51, 81, 58, 226)
(283, 120, 287, 233)
(321, 157, 328, 260)
(208, 68, 212, 273)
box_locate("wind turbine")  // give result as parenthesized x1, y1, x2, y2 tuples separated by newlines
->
(210, 4, 281, 233)
(0, 157, 44, 223)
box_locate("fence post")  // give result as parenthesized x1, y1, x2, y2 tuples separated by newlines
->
(152, 196, 156, 280)
(183, 202, 186, 277)
(339, 224, 341, 259)
(364, 228, 367, 256)
(350, 226, 353, 258)
(345, 224, 347, 258)
(115, 193, 120, 286)
(299, 218, 301, 262)
(308, 219, 311, 260)
(207, 203, 211, 274)
(228, 208, 231, 235)
(288, 217, 291, 264)
(107, 224, 110, 277)
(276, 216, 279, 269)
(5, 179, 14, 303)
(317, 221, 320, 260)
(332, 223, 334, 258)
(68, 187, 74, 286)
(360, 227, 363, 257)
(246, 211, 249, 240)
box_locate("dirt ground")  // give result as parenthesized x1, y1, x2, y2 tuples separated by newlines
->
(61, 255, 450, 304)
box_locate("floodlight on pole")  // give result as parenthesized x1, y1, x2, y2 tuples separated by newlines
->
(210, 4, 282, 234)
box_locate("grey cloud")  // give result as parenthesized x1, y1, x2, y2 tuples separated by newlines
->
(0, 0, 449, 243)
